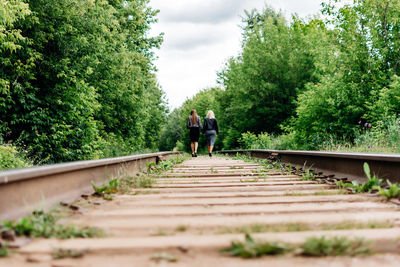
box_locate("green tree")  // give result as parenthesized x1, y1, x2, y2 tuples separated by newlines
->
(293, 0, 400, 147)
(218, 7, 329, 148)
(1, 0, 166, 163)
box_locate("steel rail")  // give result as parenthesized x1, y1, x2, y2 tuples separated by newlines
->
(0, 152, 181, 220)
(218, 149, 400, 182)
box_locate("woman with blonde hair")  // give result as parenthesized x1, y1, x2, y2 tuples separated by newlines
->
(202, 110, 219, 157)
(186, 109, 202, 157)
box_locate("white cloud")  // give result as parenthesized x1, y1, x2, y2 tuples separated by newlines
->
(149, 0, 323, 109)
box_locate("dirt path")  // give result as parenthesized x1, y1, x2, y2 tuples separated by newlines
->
(6, 156, 400, 266)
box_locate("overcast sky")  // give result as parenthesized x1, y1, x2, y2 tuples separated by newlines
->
(149, 0, 324, 109)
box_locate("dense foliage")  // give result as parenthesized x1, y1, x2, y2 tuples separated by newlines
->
(1, 0, 166, 165)
(160, 0, 400, 153)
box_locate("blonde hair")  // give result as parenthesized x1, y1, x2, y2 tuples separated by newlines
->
(206, 110, 215, 119)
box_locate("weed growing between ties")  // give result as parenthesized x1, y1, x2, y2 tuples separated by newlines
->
(218, 223, 311, 234)
(283, 190, 348, 197)
(210, 167, 218, 173)
(151, 252, 178, 263)
(52, 248, 87, 259)
(373, 180, 400, 200)
(301, 168, 316, 181)
(151, 229, 169, 236)
(222, 234, 370, 258)
(300, 236, 370, 257)
(221, 234, 292, 258)
(217, 221, 393, 235)
(91, 178, 119, 200)
(1, 210, 104, 239)
(90, 154, 187, 199)
(335, 163, 384, 193)
(0, 242, 8, 257)
(175, 225, 188, 232)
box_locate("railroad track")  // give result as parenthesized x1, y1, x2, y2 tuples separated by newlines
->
(2, 153, 400, 266)
(0, 152, 180, 220)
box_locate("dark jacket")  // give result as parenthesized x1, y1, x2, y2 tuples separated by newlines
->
(203, 118, 219, 135)
(187, 115, 202, 129)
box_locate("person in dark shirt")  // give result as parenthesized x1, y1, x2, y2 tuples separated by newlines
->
(186, 109, 202, 157)
(203, 110, 219, 157)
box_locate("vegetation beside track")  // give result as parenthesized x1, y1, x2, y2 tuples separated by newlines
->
(1, 210, 104, 239)
(229, 153, 400, 201)
(222, 234, 370, 258)
(90, 154, 187, 200)
(160, 1, 400, 156)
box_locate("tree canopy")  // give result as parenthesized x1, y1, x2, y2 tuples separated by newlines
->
(161, 1, 400, 152)
(1, 0, 166, 163)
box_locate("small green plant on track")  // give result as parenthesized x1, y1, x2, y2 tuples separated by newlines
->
(210, 167, 218, 173)
(147, 154, 187, 174)
(299, 236, 370, 257)
(221, 233, 292, 258)
(175, 225, 188, 232)
(92, 156, 184, 197)
(151, 229, 169, 236)
(52, 248, 87, 259)
(222, 234, 370, 258)
(375, 180, 400, 199)
(240, 178, 259, 183)
(336, 163, 384, 193)
(217, 221, 392, 235)
(1, 210, 103, 239)
(302, 168, 316, 181)
(151, 252, 178, 262)
(91, 178, 119, 200)
(0, 242, 8, 257)
(233, 152, 253, 162)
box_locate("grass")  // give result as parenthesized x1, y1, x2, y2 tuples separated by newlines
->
(175, 225, 188, 232)
(218, 223, 311, 234)
(283, 190, 348, 196)
(300, 236, 369, 257)
(221, 233, 292, 258)
(217, 220, 393, 235)
(301, 168, 316, 181)
(52, 248, 86, 259)
(222, 234, 370, 258)
(0, 243, 8, 257)
(313, 190, 348, 195)
(319, 221, 393, 231)
(1, 210, 104, 239)
(151, 229, 169, 236)
(151, 252, 178, 262)
(91, 178, 119, 200)
(335, 163, 384, 193)
(210, 167, 218, 173)
(90, 155, 187, 198)
(240, 178, 259, 183)
(375, 180, 400, 199)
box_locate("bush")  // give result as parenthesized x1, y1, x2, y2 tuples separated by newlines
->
(319, 116, 400, 154)
(239, 132, 298, 150)
(0, 144, 32, 170)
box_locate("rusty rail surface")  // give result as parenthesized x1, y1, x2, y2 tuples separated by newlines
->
(218, 150, 400, 183)
(0, 152, 181, 220)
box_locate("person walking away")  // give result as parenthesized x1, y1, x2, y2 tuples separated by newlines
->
(187, 109, 202, 157)
(203, 110, 219, 157)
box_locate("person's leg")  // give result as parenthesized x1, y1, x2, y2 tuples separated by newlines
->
(194, 142, 198, 153)
(191, 142, 194, 154)
(208, 131, 216, 157)
(207, 145, 211, 153)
